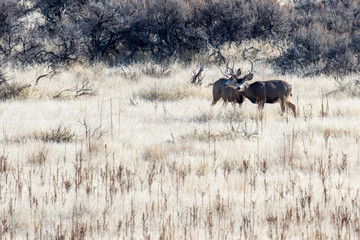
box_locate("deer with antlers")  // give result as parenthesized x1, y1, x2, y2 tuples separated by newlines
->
(211, 62, 253, 107)
(224, 62, 297, 117)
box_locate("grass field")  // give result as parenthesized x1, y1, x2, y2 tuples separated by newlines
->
(1, 60, 360, 239)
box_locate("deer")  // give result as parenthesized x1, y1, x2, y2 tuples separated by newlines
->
(211, 62, 253, 107)
(225, 62, 296, 117)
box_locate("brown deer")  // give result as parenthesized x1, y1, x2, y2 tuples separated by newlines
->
(225, 63, 296, 117)
(211, 63, 253, 107)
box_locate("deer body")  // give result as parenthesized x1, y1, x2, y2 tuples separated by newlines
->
(241, 80, 291, 104)
(211, 78, 244, 106)
(226, 79, 296, 117)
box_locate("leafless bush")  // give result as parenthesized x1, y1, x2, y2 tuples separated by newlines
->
(275, 0, 360, 75)
(0, 70, 7, 85)
(141, 62, 171, 78)
(0, 76, 31, 101)
(190, 62, 205, 85)
(0, 0, 358, 75)
(250, 0, 291, 40)
(326, 75, 360, 97)
(78, 118, 108, 140)
(191, 0, 253, 47)
(0, 0, 28, 63)
(33, 125, 76, 143)
(53, 79, 98, 99)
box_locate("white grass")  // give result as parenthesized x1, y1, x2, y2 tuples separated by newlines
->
(1, 62, 360, 239)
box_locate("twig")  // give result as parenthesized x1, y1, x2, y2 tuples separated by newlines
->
(190, 62, 205, 85)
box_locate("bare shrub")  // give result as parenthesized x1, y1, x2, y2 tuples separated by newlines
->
(0, 0, 358, 78)
(141, 62, 171, 78)
(250, 0, 291, 40)
(78, 2, 122, 63)
(0, 0, 28, 63)
(190, 62, 205, 85)
(53, 80, 98, 99)
(275, 0, 360, 75)
(192, 0, 253, 47)
(275, 31, 359, 76)
(326, 76, 360, 97)
(1, 0, 357, 74)
(0, 81, 31, 100)
(33, 125, 76, 143)
(184, 121, 258, 143)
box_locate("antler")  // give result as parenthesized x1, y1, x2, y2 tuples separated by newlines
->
(227, 61, 242, 79)
(217, 60, 230, 78)
(225, 61, 234, 76)
(217, 60, 242, 79)
(237, 61, 254, 83)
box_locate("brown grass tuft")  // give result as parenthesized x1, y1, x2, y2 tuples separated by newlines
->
(0, 81, 31, 100)
(143, 143, 168, 161)
(28, 147, 48, 165)
(137, 84, 209, 102)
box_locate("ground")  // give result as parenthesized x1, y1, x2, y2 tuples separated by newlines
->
(1, 61, 360, 239)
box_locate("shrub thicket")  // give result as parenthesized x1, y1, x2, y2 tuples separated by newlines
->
(0, 0, 358, 75)
(275, 0, 360, 75)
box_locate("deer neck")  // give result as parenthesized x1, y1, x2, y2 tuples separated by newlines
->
(239, 83, 251, 97)
(240, 83, 257, 103)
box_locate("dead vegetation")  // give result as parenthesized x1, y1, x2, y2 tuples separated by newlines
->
(137, 84, 207, 102)
(53, 79, 98, 99)
(1, 0, 359, 76)
(0, 72, 31, 100)
(32, 125, 76, 143)
(326, 75, 360, 97)
(1, 62, 360, 239)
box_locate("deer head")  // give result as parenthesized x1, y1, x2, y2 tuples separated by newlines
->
(224, 61, 254, 90)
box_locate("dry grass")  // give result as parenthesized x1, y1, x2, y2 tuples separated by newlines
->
(1, 59, 360, 239)
(0, 81, 31, 100)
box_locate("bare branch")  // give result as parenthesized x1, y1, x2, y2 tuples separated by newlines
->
(73, 80, 98, 98)
(190, 62, 205, 85)
(53, 80, 98, 99)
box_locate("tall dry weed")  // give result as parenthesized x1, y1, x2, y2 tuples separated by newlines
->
(1, 62, 360, 239)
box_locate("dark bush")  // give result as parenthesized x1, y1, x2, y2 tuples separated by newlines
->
(274, 0, 360, 75)
(78, 2, 121, 63)
(250, 1, 291, 40)
(192, 1, 252, 46)
(0, 1, 28, 63)
(0, 0, 358, 75)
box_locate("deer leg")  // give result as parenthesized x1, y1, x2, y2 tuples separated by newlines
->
(279, 100, 286, 115)
(222, 99, 228, 107)
(259, 100, 265, 109)
(211, 100, 218, 106)
(286, 101, 297, 117)
(211, 96, 221, 106)
(257, 100, 265, 113)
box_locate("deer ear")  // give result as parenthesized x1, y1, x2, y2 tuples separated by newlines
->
(246, 73, 254, 81)
(237, 73, 253, 83)
(235, 68, 241, 78)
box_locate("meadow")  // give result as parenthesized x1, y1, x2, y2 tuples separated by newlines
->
(1, 56, 360, 239)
